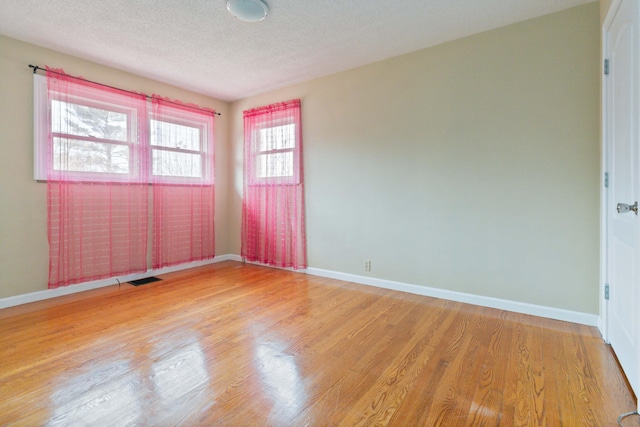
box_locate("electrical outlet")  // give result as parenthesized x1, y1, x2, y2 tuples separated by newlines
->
(364, 260, 371, 272)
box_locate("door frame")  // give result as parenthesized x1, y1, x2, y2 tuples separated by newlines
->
(600, 0, 640, 406)
(600, 0, 619, 345)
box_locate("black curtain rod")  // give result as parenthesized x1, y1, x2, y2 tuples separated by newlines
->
(28, 64, 221, 116)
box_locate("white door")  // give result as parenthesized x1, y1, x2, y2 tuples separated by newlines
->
(604, 0, 640, 399)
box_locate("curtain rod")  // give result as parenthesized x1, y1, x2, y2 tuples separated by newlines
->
(28, 64, 221, 116)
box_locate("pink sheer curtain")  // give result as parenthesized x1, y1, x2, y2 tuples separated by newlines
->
(241, 99, 306, 269)
(151, 96, 216, 269)
(46, 68, 149, 288)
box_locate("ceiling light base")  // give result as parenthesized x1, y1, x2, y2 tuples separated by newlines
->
(227, 0, 269, 23)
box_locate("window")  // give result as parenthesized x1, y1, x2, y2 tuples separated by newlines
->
(151, 119, 202, 178)
(151, 97, 216, 269)
(149, 102, 214, 185)
(39, 70, 217, 288)
(34, 74, 214, 184)
(249, 120, 300, 185)
(241, 99, 306, 269)
(51, 99, 132, 175)
(256, 123, 296, 179)
(34, 75, 142, 181)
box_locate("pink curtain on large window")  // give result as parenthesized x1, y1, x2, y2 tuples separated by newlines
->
(46, 69, 149, 288)
(241, 99, 306, 269)
(151, 97, 216, 269)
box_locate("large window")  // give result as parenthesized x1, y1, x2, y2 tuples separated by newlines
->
(51, 98, 134, 176)
(34, 74, 213, 184)
(37, 70, 217, 289)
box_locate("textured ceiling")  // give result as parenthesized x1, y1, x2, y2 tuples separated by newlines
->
(0, 0, 594, 102)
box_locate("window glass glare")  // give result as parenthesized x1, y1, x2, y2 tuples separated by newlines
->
(259, 124, 295, 151)
(256, 152, 293, 178)
(51, 100, 128, 142)
(150, 119, 201, 151)
(152, 149, 202, 178)
(53, 137, 129, 174)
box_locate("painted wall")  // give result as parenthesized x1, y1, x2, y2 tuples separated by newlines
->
(601, 0, 614, 24)
(0, 35, 230, 299)
(230, 3, 601, 313)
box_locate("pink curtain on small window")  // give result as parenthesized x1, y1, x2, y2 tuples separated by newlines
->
(241, 99, 307, 269)
(46, 68, 149, 288)
(151, 96, 216, 269)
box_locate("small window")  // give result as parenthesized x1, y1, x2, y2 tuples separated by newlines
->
(253, 123, 298, 183)
(256, 124, 295, 179)
(149, 105, 214, 185)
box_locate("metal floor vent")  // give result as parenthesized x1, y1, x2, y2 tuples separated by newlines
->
(128, 277, 162, 286)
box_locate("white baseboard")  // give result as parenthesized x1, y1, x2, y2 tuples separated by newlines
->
(598, 315, 608, 343)
(242, 257, 307, 272)
(305, 267, 599, 327)
(0, 255, 236, 310)
(2, 256, 599, 327)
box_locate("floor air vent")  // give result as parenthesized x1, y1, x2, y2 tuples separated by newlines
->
(128, 277, 162, 286)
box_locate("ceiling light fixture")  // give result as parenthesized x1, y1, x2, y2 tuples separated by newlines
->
(226, 0, 269, 22)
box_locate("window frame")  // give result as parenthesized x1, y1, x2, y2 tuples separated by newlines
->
(149, 107, 214, 186)
(34, 74, 142, 182)
(250, 118, 300, 186)
(34, 74, 215, 185)
(50, 95, 140, 180)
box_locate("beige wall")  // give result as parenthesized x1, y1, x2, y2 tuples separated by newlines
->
(0, 35, 230, 298)
(231, 3, 601, 313)
(601, 0, 614, 24)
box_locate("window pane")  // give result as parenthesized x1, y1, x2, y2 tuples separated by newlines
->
(53, 137, 129, 174)
(152, 149, 202, 178)
(51, 100, 128, 142)
(259, 124, 295, 151)
(150, 119, 200, 151)
(256, 152, 293, 178)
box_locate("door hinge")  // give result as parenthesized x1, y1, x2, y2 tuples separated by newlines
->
(604, 59, 610, 75)
(605, 283, 610, 300)
(604, 172, 609, 188)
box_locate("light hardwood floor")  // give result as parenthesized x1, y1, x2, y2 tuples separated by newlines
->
(0, 261, 637, 426)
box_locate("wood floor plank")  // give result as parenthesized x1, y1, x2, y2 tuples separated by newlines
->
(465, 310, 512, 427)
(344, 304, 464, 425)
(0, 261, 636, 426)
